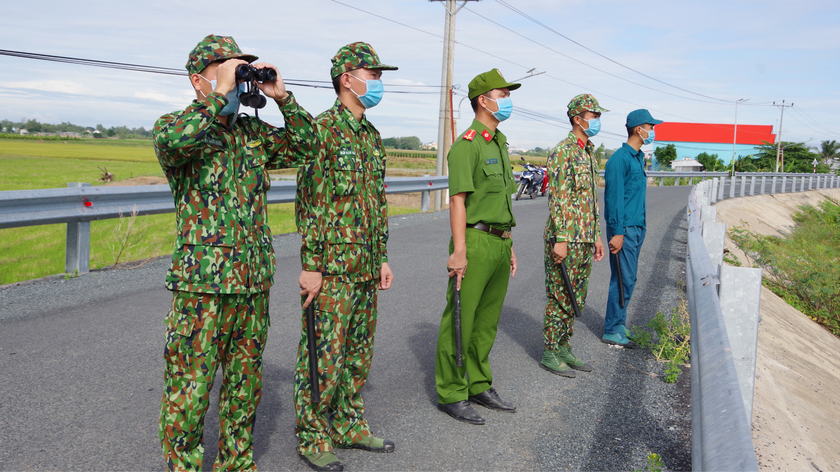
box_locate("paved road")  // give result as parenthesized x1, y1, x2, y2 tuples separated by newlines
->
(0, 186, 692, 471)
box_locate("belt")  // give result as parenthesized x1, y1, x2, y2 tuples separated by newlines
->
(467, 222, 511, 239)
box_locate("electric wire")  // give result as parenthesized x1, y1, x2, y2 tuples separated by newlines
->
(495, 0, 732, 104)
(463, 7, 726, 105)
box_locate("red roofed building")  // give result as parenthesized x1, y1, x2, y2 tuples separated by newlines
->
(653, 122, 776, 169)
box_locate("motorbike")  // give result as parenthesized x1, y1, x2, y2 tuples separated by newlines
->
(516, 157, 547, 200)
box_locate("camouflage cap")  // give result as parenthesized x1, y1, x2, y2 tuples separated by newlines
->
(468, 68, 521, 100)
(185, 34, 258, 76)
(330, 42, 398, 79)
(566, 93, 609, 118)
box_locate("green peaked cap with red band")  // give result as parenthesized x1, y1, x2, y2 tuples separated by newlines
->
(186, 34, 258, 75)
(468, 68, 521, 100)
(330, 42, 398, 79)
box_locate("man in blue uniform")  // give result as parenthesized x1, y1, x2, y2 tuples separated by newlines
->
(602, 109, 663, 347)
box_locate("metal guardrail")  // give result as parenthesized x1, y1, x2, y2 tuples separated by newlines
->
(685, 171, 839, 470)
(686, 186, 759, 471)
(0, 175, 449, 273)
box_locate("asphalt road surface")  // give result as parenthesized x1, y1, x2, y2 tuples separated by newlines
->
(0, 186, 692, 471)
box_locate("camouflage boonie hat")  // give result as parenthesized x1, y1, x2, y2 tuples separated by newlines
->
(186, 34, 258, 75)
(330, 42, 398, 79)
(468, 68, 521, 100)
(566, 93, 609, 118)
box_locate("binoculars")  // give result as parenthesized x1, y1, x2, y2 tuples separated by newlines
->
(235, 65, 277, 83)
(235, 65, 277, 109)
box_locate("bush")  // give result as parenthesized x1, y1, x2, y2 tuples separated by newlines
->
(730, 197, 840, 336)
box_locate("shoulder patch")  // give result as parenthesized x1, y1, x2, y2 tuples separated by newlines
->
(463, 129, 477, 141)
(481, 129, 492, 143)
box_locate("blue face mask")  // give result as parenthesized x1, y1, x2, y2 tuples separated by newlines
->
(485, 96, 513, 122)
(348, 74, 384, 109)
(641, 127, 655, 145)
(199, 74, 245, 116)
(580, 117, 601, 137)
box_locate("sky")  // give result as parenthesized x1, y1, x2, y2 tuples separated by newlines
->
(1, 0, 839, 153)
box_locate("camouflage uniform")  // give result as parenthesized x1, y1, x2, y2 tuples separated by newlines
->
(293, 42, 397, 457)
(543, 94, 608, 351)
(155, 34, 317, 472)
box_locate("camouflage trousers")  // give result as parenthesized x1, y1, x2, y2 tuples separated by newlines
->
(294, 278, 378, 456)
(159, 290, 269, 472)
(544, 241, 593, 350)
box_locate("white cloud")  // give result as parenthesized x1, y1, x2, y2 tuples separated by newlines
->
(0, 80, 85, 94)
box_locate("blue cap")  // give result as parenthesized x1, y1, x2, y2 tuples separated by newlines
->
(626, 109, 663, 128)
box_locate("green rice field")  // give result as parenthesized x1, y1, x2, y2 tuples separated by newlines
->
(0, 139, 417, 285)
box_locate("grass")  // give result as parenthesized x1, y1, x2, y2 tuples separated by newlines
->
(0, 140, 421, 285)
(630, 283, 691, 383)
(729, 196, 840, 337)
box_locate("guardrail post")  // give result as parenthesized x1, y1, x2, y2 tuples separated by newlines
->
(702, 221, 726, 277)
(675, 176, 681, 186)
(771, 176, 777, 194)
(65, 182, 91, 275)
(760, 176, 766, 195)
(809, 175, 814, 190)
(711, 178, 718, 203)
(781, 176, 787, 193)
(717, 177, 724, 201)
(749, 176, 756, 196)
(719, 265, 763, 425)
(729, 176, 736, 198)
(740, 175, 747, 197)
(689, 176, 694, 185)
(659, 176, 664, 187)
(421, 174, 431, 212)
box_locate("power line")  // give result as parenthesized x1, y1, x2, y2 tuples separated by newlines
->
(463, 7, 726, 105)
(494, 0, 731, 104)
(0, 49, 443, 93)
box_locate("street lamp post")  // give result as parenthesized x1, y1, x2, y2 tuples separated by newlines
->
(731, 98, 748, 174)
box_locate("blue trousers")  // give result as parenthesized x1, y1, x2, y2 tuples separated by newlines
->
(604, 226, 646, 335)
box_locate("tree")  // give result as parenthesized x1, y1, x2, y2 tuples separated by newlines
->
(24, 119, 41, 133)
(696, 152, 725, 171)
(751, 141, 821, 173)
(818, 140, 840, 164)
(654, 144, 677, 169)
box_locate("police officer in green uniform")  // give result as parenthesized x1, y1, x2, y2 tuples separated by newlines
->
(435, 69, 520, 425)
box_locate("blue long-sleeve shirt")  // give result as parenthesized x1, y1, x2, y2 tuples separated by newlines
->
(604, 143, 647, 235)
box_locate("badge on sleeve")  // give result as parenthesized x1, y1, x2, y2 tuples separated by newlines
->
(481, 130, 492, 142)
(463, 129, 476, 141)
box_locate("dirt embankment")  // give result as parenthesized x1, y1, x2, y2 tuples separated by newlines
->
(714, 189, 840, 472)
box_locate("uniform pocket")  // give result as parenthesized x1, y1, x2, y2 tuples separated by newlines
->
(333, 152, 363, 196)
(324, 242, 365, 275)
(482, 166, 505, 193)
(178, 243, 236, 285)
(246, 144, 271, 193)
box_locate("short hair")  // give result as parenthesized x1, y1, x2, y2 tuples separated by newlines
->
(332, 75, 341, 94)
(569, 113, 579, 127)
(627, 125, 636, 138)
(470, 93, 488, 113)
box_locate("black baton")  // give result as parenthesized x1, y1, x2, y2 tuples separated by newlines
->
(614, 252, 625, 308)
(559, 261, 581, 318)
(551, 236, 580, 318)
(452, 278, 463, 368)
(305, 303, 320, 404)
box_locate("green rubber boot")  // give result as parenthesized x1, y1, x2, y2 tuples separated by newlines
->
(300, 450, 343, 471)
(557, 345, 593, 372)
(539, 349, 576, 378)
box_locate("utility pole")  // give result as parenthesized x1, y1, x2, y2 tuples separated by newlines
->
(731, 98, 748, 174)
(430, 0, 480, 211)
(773, 100, 793, 173)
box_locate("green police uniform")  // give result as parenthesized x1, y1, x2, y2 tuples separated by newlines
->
(293, 42, 398, 459)
(541, 94, 607, 376)
(155, 34, 318, 472)
(435, 69, 520, 405)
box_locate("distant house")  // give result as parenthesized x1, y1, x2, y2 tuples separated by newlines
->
(19, 129, 29, 135)
(421, 141, 437, 150)
(59, 132, 82, 138)
(671, 157, 704, 172)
